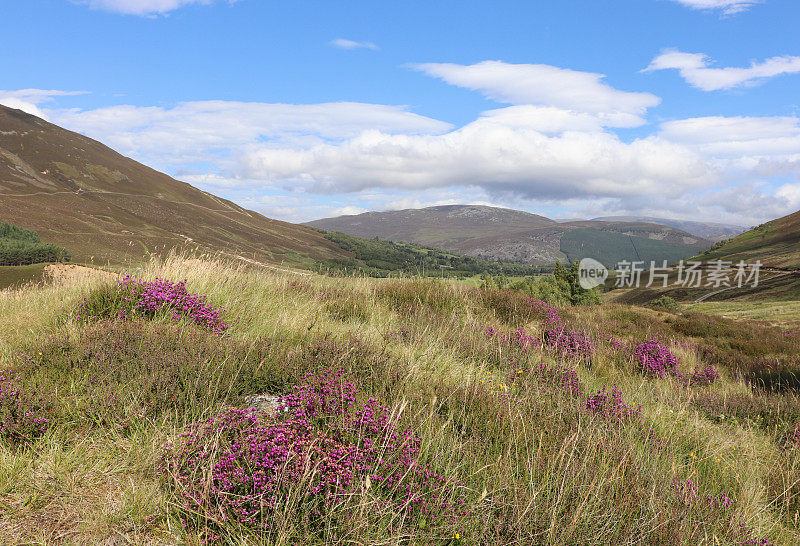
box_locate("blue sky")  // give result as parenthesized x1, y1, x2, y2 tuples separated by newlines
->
(1, 0, 799, 225)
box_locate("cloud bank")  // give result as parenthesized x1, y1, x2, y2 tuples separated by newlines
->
(12, 59, 799, 225)
(412, 61, 660, 126)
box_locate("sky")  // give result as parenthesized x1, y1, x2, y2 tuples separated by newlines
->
(1, 0, 799, 226)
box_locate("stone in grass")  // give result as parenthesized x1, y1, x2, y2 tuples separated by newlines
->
(243, 393, 282, 412)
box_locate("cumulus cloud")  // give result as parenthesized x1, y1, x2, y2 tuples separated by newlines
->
(412, 61, 660, 125)
(645, 50, 800, 91)
(11, 56, 799, 225)
(0, 89, 88, 120)
(239, 110, 713, 199)
(777, 182, 800, 211)
(79, 0, 235, 16)
(658, 116, 800, 198)
(667, 0, 761, 15)
(329, 38, 379, 51)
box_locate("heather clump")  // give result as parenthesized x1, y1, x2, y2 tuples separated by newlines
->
(633, 339, 719, 387)
(507, 357, 586, 399)
(528, 299, 594, 361)
(685, 364, 720, 387)
(76, 275, 228, 334)
(544, 327, 593, 360)
(585, 385, 641, 421)
(634, 339, 679, 378)
(160, 371, 465, 542)
(0, 365, 50, 446)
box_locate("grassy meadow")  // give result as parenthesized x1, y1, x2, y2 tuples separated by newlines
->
(1, 254, 800, 544)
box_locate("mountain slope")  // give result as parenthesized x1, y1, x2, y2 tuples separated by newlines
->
(605, 209, 800, 304)
(695, 209, 800, 269)
(590, 216, 745, 242)
(307, 205, 711, 267)
(0, 104, 349, 267)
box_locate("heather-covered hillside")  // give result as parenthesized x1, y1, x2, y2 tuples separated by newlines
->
(1, 255, 799, 543)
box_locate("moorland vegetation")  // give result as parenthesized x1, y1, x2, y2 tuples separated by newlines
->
(0, 254, 799, 544)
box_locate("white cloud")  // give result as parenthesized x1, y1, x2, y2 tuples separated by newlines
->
(477, 105, 641, 132)
(329, 38, 379, 51)
(667, 0, 761, 15)
(645, 50, 800, 91)
(0, 98, 49, 119)
(777, 182, 800, 211)
(412, 61, 660, 124)
(659, 116, 800, 160)
(10, 56, 798, 226)
(49, 101, 452, 170)
(239, 111, 713, 199)
(658, 116, 800, 221)
(0, 89, 88, 120)
(79, 0, 235, 16)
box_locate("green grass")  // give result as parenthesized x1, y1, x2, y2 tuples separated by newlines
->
(1, 253, 799, 543)
(0, 263, 47, 291)
(691, 300, 800, 326)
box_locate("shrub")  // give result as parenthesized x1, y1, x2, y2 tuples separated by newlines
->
(0, 222, 70, 265)
(160, 371, 464, 541)
(76, 275, 228, 334)
(686, 364, 719, 387)
(649, 295, 680, 312)
(506, 262, 600, 306)
(527, 299, 594, 361)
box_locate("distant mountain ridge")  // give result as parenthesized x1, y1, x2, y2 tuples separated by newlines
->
(0, 104, 350, 267)
(590, 216, 746, 242)
(306, 205, 712, 267)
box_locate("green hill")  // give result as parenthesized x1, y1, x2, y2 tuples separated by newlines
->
(560, 228, 711, 268)
(695, 209, 800, 269)
(313, 230, 544, 277)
